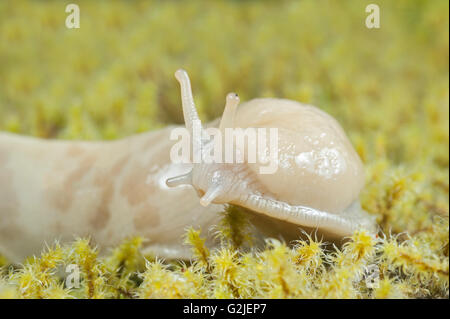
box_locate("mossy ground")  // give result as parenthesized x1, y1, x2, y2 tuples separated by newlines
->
(0, 0, 448, 298)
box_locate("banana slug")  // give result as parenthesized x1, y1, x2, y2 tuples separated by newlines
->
(0, 69, 376, 263)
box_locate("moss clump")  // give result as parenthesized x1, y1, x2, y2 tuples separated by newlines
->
(0, 225, 447, 299)
(0, 0, 448, 298)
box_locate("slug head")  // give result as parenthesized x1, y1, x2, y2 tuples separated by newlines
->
(167, 69, 375, 238)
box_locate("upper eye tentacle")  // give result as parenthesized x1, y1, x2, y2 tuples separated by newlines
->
(166, 69, 204, 190)
(175, 69, 203, 138)
(219, 92, 240, 133)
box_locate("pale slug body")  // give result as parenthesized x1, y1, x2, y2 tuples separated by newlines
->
(0, 128, 224, 262)
(0, 70, 376, 263)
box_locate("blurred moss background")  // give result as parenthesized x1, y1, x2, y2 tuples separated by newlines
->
(0, 0, 448, 298)
(0, 0, 447, 145)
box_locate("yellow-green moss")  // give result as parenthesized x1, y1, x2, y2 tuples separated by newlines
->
(0, 0, 448, 298)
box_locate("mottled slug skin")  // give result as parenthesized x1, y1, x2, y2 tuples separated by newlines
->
(0, 127, 223, 262)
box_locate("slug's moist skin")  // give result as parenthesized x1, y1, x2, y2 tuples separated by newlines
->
(0, 69, 376, 263)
